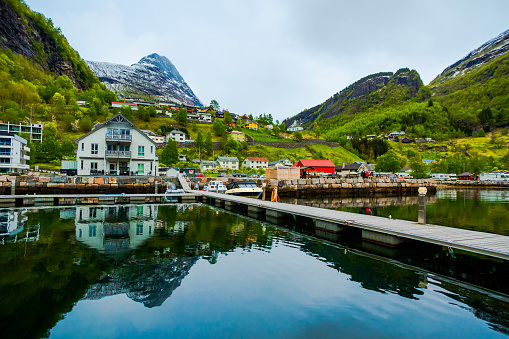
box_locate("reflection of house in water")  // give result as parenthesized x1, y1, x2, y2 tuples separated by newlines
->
(84, 256, 198, 308)
(0, 209, 38, 244)
(74, 205, 158, 259)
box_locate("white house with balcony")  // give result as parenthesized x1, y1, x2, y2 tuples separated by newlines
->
(0, 132, 30, 173)
(75, 114, 158, 176)
(167, 129, 186, 142)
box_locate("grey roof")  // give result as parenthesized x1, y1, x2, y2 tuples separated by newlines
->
(201, 160, 217, 166)
(335, 162, 368, 171)
(74, 114, 156, 145)
(170, 129, 185, 135)
(217, 156, 239, 162)
(268, 161, 280, 166)
(191, 159, 201, 163)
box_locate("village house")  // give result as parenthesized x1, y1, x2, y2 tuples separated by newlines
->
(216, 156, 240, 170)
(266, 124, 273, 130)
(268, 158, 293, 167)
(293, 159, 335, 174)
(167, 129, 186, 142)
(230, 131, 246, 142)
(74, 114, 158, 176)
(0, 132, 30, 173)
(242, 157, 269, 169)
(141, 130, 166, 144)
(0, 121, 43, 142)
(178, 154, 186, 162)
(111, 102, 138, 110)
(197, 112, 212, 122)
(335, 162, 372, 175)
(244, 120, 259, 130)
(200, 160, 218, 172)
(287, 120, 303, 132)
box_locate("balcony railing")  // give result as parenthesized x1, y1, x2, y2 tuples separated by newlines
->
(105, 150, 131, 158)
(106, 134, 132, 142)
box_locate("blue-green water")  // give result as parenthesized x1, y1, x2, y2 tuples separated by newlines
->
(0, 204, 508, 338)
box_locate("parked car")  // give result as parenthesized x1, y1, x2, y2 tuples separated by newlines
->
(217, 173, 228, 177)
(248, 174, 260, 178)
(195, 173, 204, 177)
(232, 173, 247, 178)
(260, 174, 266, 179)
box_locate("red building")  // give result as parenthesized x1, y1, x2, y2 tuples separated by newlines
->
(293, 159, 335, 174)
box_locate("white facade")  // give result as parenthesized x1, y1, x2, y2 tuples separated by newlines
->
(197, 113, 212, 122)
(287, 120, 303, 132)
(75, 114, 158, 176)
(0, 133, 30, 173)
(242, 157, 269, 169)
(167, 130, 186, 142)
(216, 156, 239, 170)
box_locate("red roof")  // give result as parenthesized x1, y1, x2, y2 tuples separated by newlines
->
(247, 157, 269, 162)
(112, 102, 137, 106)
(293, 159, 335, 168)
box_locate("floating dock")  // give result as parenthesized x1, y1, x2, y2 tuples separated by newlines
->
(197, 191, 509, 261)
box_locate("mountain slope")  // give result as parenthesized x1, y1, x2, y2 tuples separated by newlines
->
(0, 0, 99, 89)
(87, 54, 203, 107)
(285, 68, 427, 129)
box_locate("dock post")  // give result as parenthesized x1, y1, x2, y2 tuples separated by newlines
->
(11, 178, 15, 196)
(418, 187, 427, 224)
(155, 181, 158, 194)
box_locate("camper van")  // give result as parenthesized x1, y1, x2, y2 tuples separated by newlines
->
(479, 172, 509, 181)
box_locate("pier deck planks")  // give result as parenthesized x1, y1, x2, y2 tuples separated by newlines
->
(198, 191, 509, 260)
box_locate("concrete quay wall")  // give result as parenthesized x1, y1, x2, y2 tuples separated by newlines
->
(0, 174, 166, 195)
(266, 177, 436, 197)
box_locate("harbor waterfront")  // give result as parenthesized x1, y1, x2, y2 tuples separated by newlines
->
(0, 204, 508, 338)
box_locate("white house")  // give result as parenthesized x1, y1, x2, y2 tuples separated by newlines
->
(266, 124, 273, 130)
(112, 102, 138, 110)
(268, 158, 292, 167)
(179, 154, 187, 162)
(287, 120, 303, 131)
(200, 160, 217, 172)
(216, 156, 239, 170)
(242, 157, 269, 169)
(167, 129, 186, 142)
(75, 114, 158, 176)
(0, 121, 43, 142)
(0, 132, 30, 173)
(197, 113, 212, 122)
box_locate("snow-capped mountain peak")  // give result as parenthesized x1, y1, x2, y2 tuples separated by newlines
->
(86, 54, 202, 106)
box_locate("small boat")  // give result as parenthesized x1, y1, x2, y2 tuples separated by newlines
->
(166, 183, 184, 194)
(203, 181, 227, 194)
(225, 181, 263, 198)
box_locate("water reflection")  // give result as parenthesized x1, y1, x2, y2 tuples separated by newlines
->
(0, 205, 507, 339)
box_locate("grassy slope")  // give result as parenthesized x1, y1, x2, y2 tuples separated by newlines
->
(251, 144, 362, 164)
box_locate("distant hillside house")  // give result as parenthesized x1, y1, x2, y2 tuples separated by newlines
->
(266, 124, 273, 130)
(287, 120, 303, 132)
(244, 120, 258, 130)
(112, 102, 138, 110)
(74, 114, 158, 176)
(268, 158, 293, 167)
(77, 99, 87, 106)
(200, 160, 217, 172)
(293, 159, 335, 174)
(335, 162, 371, 175)
(142, 130, 165, 144)
(167, 129, 186, 142)
(230, 131, 246, 142)
(0, 132, 30, 173)
(178, 154, 186, 162)
(216, 156, 239, 170)
(242, 157, 269, 169)
(197, 113, 212, 122)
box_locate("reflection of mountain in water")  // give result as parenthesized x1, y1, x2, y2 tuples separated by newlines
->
(84, 256, 198, 308)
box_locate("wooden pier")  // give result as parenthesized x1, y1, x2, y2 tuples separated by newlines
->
(197, 191, 509, 261)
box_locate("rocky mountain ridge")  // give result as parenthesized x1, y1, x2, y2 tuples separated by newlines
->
(285, 69, 424, 129)
(87, 53, 203, 107)
(0, 0, 98, 89)
(431, 29, 509, 85)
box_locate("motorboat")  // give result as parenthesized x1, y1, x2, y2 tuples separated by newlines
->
(203, 181, 227, 194)
(225, 181, 263, 198)
(165, 183, 184, 194)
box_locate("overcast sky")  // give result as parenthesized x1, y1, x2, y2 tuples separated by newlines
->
(24, 0, 509, 122)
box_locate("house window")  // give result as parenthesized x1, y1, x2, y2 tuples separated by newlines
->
(151, 146, 153, 154)
(138, 146, 145, 156)
(0, 158, 11, 164)
(138, 163, 144, 174)
(136, 221, 143, 235)
(0, 148, 11, 156)
(91, 162, 98, 171)
(0, 138, 11, 146)
(91, 143, 98, 155)
(81, 143, 84, 151)
(89, 225, 97, 237)
(81, 160, 84, 170)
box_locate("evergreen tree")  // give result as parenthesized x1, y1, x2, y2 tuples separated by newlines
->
(161, 139, 179, 165)
(178, 108, 188, 125)
(375, 149, 402, 173)
(205, 132, 213, 156)
(196, 132, 204, 151)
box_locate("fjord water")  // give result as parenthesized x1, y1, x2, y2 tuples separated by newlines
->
(0, 204, 508, 339)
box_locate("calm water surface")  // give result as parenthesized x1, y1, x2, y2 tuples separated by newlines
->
(280, 189, 509, 235)
(0, 203, 508, 339)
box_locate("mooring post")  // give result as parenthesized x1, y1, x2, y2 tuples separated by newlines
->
(11, 178, 15, 196)
(155, 180, 158, 194)
(262, 183, 266, 200)
(418, 186, 427, 224)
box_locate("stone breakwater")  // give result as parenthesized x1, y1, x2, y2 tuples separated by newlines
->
(0, 174, 166, 195)
(435, 180, 509, 188)
(265, 177, 436, 197)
